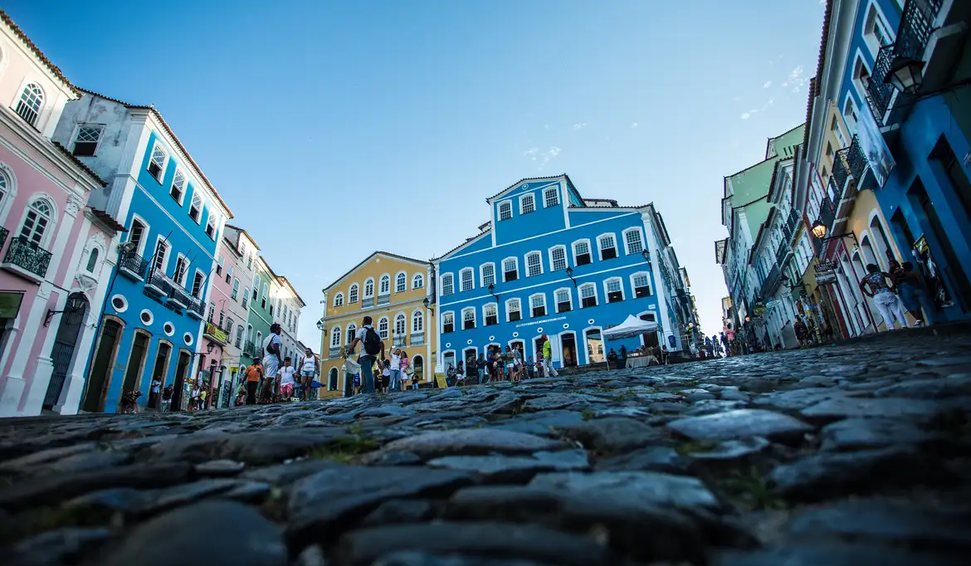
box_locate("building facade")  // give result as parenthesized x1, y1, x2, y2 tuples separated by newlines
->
(0, 12, 122, 416)
(432, 175, 687, 373)
(273, 276, 305, 364)
(216, 224, 257, 406)
(320, 251, 434, 392)
(247, 256, 273, 361)
(51, 92, 232, 413)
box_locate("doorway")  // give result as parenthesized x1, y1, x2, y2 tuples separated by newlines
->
(172, 350, 191, 411)
(463, 348, 477, 372)
(584, 328, 604, 364)
(82, 319, 122, 412)
(147, 342, 171, 409)
(910, 178, 970, 311)
(328, 367, 338, 390)
(559, 333, 577, 367)
(43, 293, 89, 410)
(120, 331, 150, 405)
(442, 351, 456, 374)
(412, 355, 424, 380)
(639, 313, 659, 348)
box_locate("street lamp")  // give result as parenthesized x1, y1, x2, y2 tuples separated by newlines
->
(811, 220, 827, 240)
(565, 267, 578, 288)
(315, 319, 324, 331)
(422, 297, 430, 309)
(487, 283, 499, 299)
(884, 56, 925, 95)
(641, 249, 651, 263)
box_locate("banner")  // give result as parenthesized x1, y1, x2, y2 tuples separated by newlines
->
(857, 104, 896, 187)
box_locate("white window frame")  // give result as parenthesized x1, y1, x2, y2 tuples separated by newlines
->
(461, 307, 476, 330)
(597, 233, 618, 261)
(148, 142, 168, 184)
(173, 253, 190, 286)
(851, 51, 871, 104)
(579, 283, 599, 308)
(525, 251, 543, 277)
(379, 273, 391, 296)
(554, 287, 573, 313)
(346, 324, 357, 344)
(459, 267, 475, 292)
(630, 271, 652, 298)
(543, 186, 559, 208)
(231, 278, 240, 300)
(72, 124, 104, 156)
(189, 191, 203, 224)
(363, 277, 375, 298)
(348, 283, 359, 303)
(412, 273, 424, 289)
(191, 270, 206, 298)
(330, 325, 342, 348)
(862, 1, 894, 58)
(480, 262, 496, 287)
(333, 292, 345, 307)
(483, 302, 499, 326)
(412, 309, 424, 333)
(529, 293, 547, 318)
(519, 193, 536, 215)
(14, 82, 45, 127)
(497, 200, 513, 221)
(17, 196, 57, 248)
(152, 236, 170, 273)
(170, 168, 186, 205)
(441, 273, 455, 296)
(603, 277, 625, 302)
(377, 316, 389, 339)
(505, 298, 522, 322)
(442, 311, 456, 333)
(622, 227, 645, 255)
(395, 271, 407, 293)
(572, 238, 593, 266)
(394, 313, 407, 336)
(548, 245, 568, 271)
(502, 257, 519, 282)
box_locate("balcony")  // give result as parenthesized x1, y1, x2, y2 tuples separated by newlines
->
(204, 322, 229, 345)
(0, 226, 8, 252)
(2, 236, 53, 283)
(865, 0, 943, 126)
(244, 340, 256, 357)
(410, 332, 425, 346)
(166, 281, 191, 311)
(775, 238, 791, 268)
(847, 136, 868, 185)
(329, 346, 341, 358)
(186, 298, 205, 320)
(831, 148, 851, 197)
(118, 245, 149, 281)
(761, 265, 782, 298)
(393, 336, 406, 348)
(145, 269, 167, 297)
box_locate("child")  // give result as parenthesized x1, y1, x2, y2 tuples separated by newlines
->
(161, 383, 174, 412)
(455, 361, 466, 386)
(381, 359, 391, 393)
(279, 357, 296, 400)
(120, 390, 142, 414)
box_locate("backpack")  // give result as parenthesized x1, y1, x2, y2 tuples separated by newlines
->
(363, 327, 382, 356)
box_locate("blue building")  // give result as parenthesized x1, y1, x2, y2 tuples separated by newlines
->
(432, 175, 690, 372)
(52, 91, 232, 412)
(828, 0, 971, 321)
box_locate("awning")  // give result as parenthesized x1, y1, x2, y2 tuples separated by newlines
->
(603, 315, 659, 340)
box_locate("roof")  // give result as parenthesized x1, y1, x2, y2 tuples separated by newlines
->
(803, 0, 834, 149)
(324, 251, 430, 292)
(76, 88, 234, 219)
(51, 142, 107, 187)
(87, 207, 128, 233)
(486, 174, 574, 202)
(0, 10, 79, 96)
(276, 276, 306, 307)
(224, 224, 261, 250)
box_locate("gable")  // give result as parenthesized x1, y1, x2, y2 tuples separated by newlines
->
(326, 251, 427, 292)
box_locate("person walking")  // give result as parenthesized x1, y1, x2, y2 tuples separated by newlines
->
(859, 263, 909, 330)
(541, 335, 558, 377)
(389, 348, 403, 392)
(345, 315, 384, 394)
(893, 261, 934, 326)
(243, 359, 263, 405)
(399, 350, 411, 388)
(161, 383, 174, 412)
(279, 357, 296, 400)
(299, 347, 318, 400)
(261, 323, 284, 402)
(476, 353, 486, 384)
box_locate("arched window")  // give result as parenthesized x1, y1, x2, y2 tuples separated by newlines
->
(20, 198, 53, 245)
(364, 278, 374, 298)
(379, 274, 390, 295)
(0, 170, 10, 207)
(395, 313, 406, 335)
(15, 83, 44, 126)
(598, 234, 618, 260)
(378, 316, 389, 339)
(483, 303, 498, 326)
(480, 263, 495, 287)
(348, 283, 359, 303)
(623, 228, 645, 255)
(442, 311, 454, 333)
(412, 310, 424, 333)
(579, 283, 598, 308)
(189, 192, 203, 223)
(459, 268, 474, 292)
(235, 326, 243, 348)
(333, 292, 344, 307)
(441, 273, 454, 295)
(395, 272, 407, 292)
(549, 246, 567, 271)
(497, 201, 513, 221)
(525, 252, 542, 277)
(346, 323, 357, 344)
(412, 273, 424, 289)
(86, 248, 100, 272)
(330, 326, 341, 347)
(461, 307, 476, 330)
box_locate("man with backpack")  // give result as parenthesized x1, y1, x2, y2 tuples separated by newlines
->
(345, 315, 385, 394)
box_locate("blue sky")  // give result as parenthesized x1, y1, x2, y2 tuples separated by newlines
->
(6, 0, 825, 348)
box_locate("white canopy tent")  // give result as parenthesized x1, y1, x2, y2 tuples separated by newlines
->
(603, 315, 659, 340)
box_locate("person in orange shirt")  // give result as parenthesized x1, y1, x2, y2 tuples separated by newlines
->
(243, 359, 263, 406)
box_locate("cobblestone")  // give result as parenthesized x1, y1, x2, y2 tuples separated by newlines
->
(2, 328, 971, 565)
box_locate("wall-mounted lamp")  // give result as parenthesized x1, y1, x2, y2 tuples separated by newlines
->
(641, 249, 651, 263)
(487, 283, 499, 299)
(565, 267, 578, 288)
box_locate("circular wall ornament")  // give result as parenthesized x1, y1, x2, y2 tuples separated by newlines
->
(537, 327, 543, 334)
(163, 322, 175, 337)
(467, 339, 473, 345)
(520, 183, 529, 189)
(183, 332, 194, 346)
(512, 332, 519, 338)
(588, 319, 595, 325)
(140, 309, 154, 325)
(445, 342, 451, 348)
(110, 295, 128, 313)
(489, 336, 495, 341)
(563, 323, 570, 329)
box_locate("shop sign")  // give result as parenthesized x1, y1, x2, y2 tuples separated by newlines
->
(815, 260, 836, 273)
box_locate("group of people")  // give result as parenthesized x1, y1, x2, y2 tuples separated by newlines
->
(238, 323, 320, 405)
(449, 334, 559, 386)
(859, 260, 933, 330)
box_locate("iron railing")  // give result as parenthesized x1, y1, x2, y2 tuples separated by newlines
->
(187, 298, 205, 318)
(410, 332, 425, 345)
(775, 238, 790, 267)
(847, 135, 868, 183)
(3, 236, 52, 279)
(393, 336, 405, 348)
(118, 246, 149, 279)
(0, 226, 8, 252)
(832, 148, 851, 193)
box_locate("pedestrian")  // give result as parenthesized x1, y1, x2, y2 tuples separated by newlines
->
(161, 383, 174, 412)
(893, 261, 933, 326)
(476, 353, 486, 383)
(260, 323, 283, 402)
(243, 358, 263, 405)
(455, 361, 466, 386)
(705, 337, 714, 358)
(389, 348, 403, 392)
(607, 348, 618, 370)
(794, 318, 810, 347)
(541, 335, 558, 377)
(299, 347, 318, 400)
(381, 359, 392, 392)
(525, 356, 535, 379)
(399, 350, 411, 387)
(120, 389, 142, 414)
(148, 376, 162, 409)
(345, 315, 384, 394)
(197, 384, 207, 411)
(512, 343, 524, 381)
(859, 263, 908, 330)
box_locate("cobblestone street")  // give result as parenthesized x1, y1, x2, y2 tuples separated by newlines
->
(2, 327, 971, 566)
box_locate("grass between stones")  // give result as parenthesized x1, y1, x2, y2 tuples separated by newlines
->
(673, 440, 717, 455)
(716, 466, 788, 511)
(306, 427, 380, 463)
(3, 504, 116, 545)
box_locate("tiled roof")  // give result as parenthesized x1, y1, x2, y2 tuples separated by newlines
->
(276, 275, 306, 307)
(485, 174, 573, 202)
(804, 0, 834, 149)
(87, 208, 128, 233)
(324, 251, 430, 292)
(51, 141, 107, 187)
(224, 224, 261, 250)
(76, 88, 234, 219)
(0, 10, 79, 96)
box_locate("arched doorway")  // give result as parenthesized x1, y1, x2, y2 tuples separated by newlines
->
(328, 367, 338, 390)
(639, 313, 659, 348)
(147, 342, 171, 409)
(412, 355, 424, 380)
(82, 318, 123, 412)
(462, 348, 477, 373)
(557, 333, 577, 367)
(172, 350, 192, 411)
(120, 331, 150, 406)
(44, 293, 90, 410)
(584, 328, 604, 364)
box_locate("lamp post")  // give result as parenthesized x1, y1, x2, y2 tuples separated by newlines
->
(565, 267, 578, 288)
(811, 220, 858, 255)
(487, 284, 498, 299)
(641, 249, 651, 263)
(883, 53, 971, 100)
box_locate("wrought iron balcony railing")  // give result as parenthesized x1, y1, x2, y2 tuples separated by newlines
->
(832, 148, 851, 194)
(0, 226, 9, 252)
(775, 238, 790, 267)
(3, 236, 53, 280)
(410, 332, 425, 345)
(393, 336, 405, 348)
(847, 135, 868, 183)
(118, 246, 149, 280)
(818, 195, 836, 233)
(187, 298, 205, 319)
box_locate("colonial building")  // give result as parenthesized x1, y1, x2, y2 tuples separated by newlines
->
(51, 91, 232, 413)
(320, 251, 434, 392)
(272, 275, 305, 364)
(0, 12, 122, 416)
(432, 175, 687, 373)
(246, 255, 274, 361)
(217, 224, 257, 405)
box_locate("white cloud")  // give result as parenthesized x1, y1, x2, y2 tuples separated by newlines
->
(573, 122, 588, 130)
(525, 146, 562, 170)
(740, 112, 751, 120)
(523, 147, 539, 161)
(789, 65, 804, 80)
(630, 122, 638, 129)
(763, 80, 772, 88)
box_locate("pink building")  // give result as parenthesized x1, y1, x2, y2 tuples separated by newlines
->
(0, 12, 124, 416)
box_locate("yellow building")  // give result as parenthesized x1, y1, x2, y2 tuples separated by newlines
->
(319, 252, 435, 394)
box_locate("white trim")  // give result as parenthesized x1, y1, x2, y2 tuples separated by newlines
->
(597, 232, 618, 261)
(504, 297, 522, 322)
(14, 193, 58, 248)
(441, 310, 456, 333)
(482, 302, 499, 326)
(603, 276, 625, 303)
(461, 306, 476, 330)
(548, 245, 568, 272)
(571, 238, 593, 266)
(378, 273, 391, 296)
(621, 227, 645, 256)
(578, 282, 599, 308)
(440, 272, 455, 296)
(330, 324, 342, 347)
(411, 309, 424, 333)
(630, 271, 652, 298)
(333, 292, 345, 307)
(581, 325, 605, 365)
(169, 167, 187, 206)
(528, 292, 547, 318)
(0, 162, 18, 225)
(348, 283, 360, 303)
(148, 141, 169, 184)
(394, 271, 408, 293)
(479, 262, 496, 287)
(519, 193, 536, 215)
(524, 250, 543, 277)
(502, 256, 519, 282)
(459, 267, 475, 292)
(543, 185, 559, 208)
(173, 253, 190, 286)
(412, 272, 425, 289)
(363, 277, 375, 298)
(553, 287, 573, 313)
(861, 0, 895, 59)
(496, 200, 513, 222)
(850, 47, 872, 108)
(377, 316, 390, 339)
(69, 123, 106, 157)
(191, 269, 206, 299)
